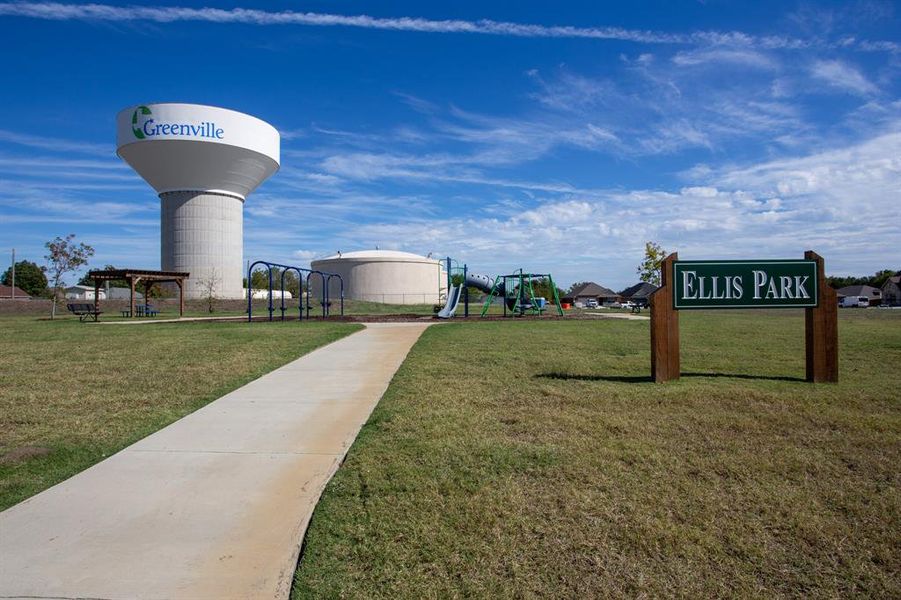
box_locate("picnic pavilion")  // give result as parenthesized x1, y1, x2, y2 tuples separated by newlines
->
(88, 269, 189, 317)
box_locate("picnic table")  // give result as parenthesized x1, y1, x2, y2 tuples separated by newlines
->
(120, 304, 159, 318)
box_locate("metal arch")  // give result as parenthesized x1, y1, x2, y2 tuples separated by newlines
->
(306, 270, 329, 317)
(247, 260, 277, 322)
(306, 269, 328, 319)
(279, 266, 307, 321)
(326, 273, 345, 316)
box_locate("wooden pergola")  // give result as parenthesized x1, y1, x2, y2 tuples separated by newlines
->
(88, 269, 190, 317)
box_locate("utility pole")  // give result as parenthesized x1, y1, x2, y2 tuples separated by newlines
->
(10, 248, 14, 299)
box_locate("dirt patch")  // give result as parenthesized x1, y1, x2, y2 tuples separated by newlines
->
(1, 446, 51, 465)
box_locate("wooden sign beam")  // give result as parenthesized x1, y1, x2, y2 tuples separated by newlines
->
(805, 251, 838, 382)
(650, 252, 679, 383)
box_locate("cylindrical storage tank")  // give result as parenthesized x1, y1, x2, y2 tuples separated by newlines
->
(116, 103, 280, 299)
(311, 250, 445, 305)
(160, 191, 244, 299)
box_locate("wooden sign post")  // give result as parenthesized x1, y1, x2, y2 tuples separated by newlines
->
(649, 250, 838, 383)
(804, 251, 839, 383)
(650, 253, 679, 383)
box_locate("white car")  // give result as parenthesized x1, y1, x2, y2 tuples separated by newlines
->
(585, 299, 599, 308)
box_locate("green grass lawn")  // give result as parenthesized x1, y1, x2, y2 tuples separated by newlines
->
(294, 309, 901, 598)
(0, 317, 362, 509)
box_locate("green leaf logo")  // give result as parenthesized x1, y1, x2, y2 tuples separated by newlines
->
(132, 105, 152, 139)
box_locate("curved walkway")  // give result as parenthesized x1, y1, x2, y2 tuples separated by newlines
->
(0, 322, 430, 600)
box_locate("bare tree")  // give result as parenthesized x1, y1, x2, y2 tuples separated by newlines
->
(45, 234, 94, 319)
(196, 269, 220, 313)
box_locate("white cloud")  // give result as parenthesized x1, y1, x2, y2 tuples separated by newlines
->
(528, 66, 807, 155)
(0, 2, 896, 52)
(324, 128, 901, 288)
(0, 129, 111, 155)
(810, 59, 879, 95)
(672, 48, 777, 69)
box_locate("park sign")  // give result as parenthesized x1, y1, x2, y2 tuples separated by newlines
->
(651, 252, 837, 384)
(673, 260, 819, 309)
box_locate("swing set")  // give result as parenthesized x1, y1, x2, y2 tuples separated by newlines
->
(246, 260, 344, 322)
(480, 269, 564, 317)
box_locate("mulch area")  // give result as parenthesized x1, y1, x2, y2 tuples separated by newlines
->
(244, 313, 598, 323)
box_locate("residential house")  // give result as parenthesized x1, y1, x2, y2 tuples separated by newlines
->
(562, 282, 621, 307)
(64, 285, 107, 301)
(619, 282, 658, 306)
(0, 284, 31, 300)
(882, 275, 901, 306)
(835, 284, 881, 306)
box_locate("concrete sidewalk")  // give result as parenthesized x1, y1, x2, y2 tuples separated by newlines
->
(580, 312, 650, 321)
(0, 322, 429, 600)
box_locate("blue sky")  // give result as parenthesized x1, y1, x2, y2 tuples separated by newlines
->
(0, 1, 898, 289)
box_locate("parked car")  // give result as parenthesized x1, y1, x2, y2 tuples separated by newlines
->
(839, 296, 869, 308)
(621, 301, 634, 310)
(585, 299, 599, 308)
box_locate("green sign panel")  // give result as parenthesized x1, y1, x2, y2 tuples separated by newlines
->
(673, 260, 818, 309)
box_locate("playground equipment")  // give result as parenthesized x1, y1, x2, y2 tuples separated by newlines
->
(246, 260, 344, 322)
(438, 258, 563, 318)
(479, 270, 564, 317)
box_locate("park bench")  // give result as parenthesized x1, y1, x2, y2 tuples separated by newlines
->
(66, 303, 103, 322)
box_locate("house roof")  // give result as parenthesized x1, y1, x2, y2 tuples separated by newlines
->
(0, 284, 31, 298)
(836, 284, 881, 298)
(619, 282, 658, 298)
(565, 282, 619, 299)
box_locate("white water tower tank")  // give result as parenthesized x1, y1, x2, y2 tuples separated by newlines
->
(116, 103, 280, 299)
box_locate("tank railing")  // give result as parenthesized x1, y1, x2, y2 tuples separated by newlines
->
(247, 260, 343, 322)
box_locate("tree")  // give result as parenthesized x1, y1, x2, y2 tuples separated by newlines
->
(530, 277, 565, 302)
(827, 268, 900, 290)
(44, 235, 94, 319)
(636, 241, 667, 287)
(1, 260, 47, 297)
(283, 270, 301, 298)
(872, 269, 898, 289)
(196, 269, 220, 313)
(248, 268, 271, 290)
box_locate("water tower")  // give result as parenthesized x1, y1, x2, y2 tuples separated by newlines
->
(116, 103, 280, 299)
